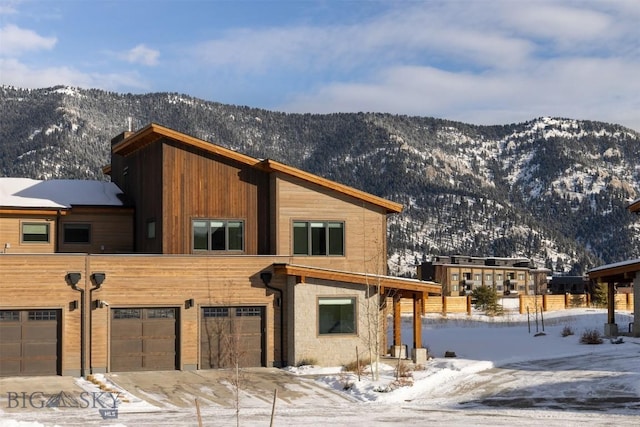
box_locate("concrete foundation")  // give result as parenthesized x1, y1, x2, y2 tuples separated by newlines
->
(604, 323, 619, 337)
(412, 348, 427, 365)
(390, 345, 407, 359)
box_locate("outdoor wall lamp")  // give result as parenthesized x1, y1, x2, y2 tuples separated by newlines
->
(94, 299, 109, 309)
(185, 298, 194, 309)
(66, 272, 82, 287)
(69, 300, 79, 311)
(91, 272, 106, 287)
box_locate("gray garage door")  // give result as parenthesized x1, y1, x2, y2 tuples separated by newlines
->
(200, 306, 264, 369)
(0, 310, 60, 376)
(110, 308, 178, 372)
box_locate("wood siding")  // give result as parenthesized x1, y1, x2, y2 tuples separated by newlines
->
(0, 216, 56, 253)
(57, 209, 134, 253)
(161, 141, 271, 255)
(0, 255, 85, 376)
(274, 173, 388, 274)
(87, 255, 287, 371)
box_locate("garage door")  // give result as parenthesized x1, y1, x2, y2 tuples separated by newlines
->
(200, 306, 264, 369)
(0, 310, 60, 376)
(110, 308, 177, 372)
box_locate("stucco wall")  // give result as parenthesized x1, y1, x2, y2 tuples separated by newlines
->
(289, 278, 380, 367)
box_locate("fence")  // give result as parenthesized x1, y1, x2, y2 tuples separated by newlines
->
(399, 292, 635, 315)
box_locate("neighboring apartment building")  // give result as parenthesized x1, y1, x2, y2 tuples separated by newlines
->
(418, 255, 548, 296)
(0, 123, 440, 377)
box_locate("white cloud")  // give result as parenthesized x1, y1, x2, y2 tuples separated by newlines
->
(0, 24, 56, 56)
(121, 44, 159, 66)
(0, 58, 149, 91)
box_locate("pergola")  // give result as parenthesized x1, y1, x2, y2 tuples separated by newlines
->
(587, 259, 640, 337)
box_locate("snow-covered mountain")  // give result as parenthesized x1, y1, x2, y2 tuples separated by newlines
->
(1, 85, 638, 276)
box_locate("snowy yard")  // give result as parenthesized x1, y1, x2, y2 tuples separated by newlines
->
(2, 307, 639, 426)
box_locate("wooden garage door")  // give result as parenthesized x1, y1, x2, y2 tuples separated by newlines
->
(0, 310, 60, 376)
(200, 306, 264, 369)
(110, 308, 177, 372)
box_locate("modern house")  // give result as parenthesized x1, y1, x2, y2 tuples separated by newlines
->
(587, 197, 640, 337)
(0, 123, 440, 377)
(417, 255, 548, 297)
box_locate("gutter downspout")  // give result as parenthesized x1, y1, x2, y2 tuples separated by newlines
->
(261, 271, 284, 367)
(69, 279, 85, 376)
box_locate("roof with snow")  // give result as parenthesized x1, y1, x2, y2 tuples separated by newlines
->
(0, 178, 125, 209)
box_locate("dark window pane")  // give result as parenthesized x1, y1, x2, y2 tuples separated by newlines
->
(193, 221, 208, 250)
(28, 310, 57, 321)
(236, 307, 261, 317)
(113, 309, 141, 319)
(0, 311, 20, 321)
(328, 222, 344, 256)
(210, 221, 225, 250)
(203, 307, 229, 318)
(147, 308, 175, 319)
(318, 298, 356, 334)
(310, 222, 326, 255)
(227, 221, 243, 251)
(293, 222, 309, 255)
(64, 224, 91, 244)
(22, 223, 49, 242)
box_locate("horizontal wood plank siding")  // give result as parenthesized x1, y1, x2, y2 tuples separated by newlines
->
(0, 216, 56, 253)
(0, 255, 85, 375)
(87, 255, 286, 370)
(57, 210, 134, 253)
(274, 174, 388, 274)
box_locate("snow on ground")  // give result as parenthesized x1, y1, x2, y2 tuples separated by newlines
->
(2, 306, 639, 426)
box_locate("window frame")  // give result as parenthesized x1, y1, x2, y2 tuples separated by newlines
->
(21, 222, 50, 243)
(317, 297, 357, 335)
(192, 219, 245, 252)
(62, 223, 91, 244)
(292, 221, 345, 256)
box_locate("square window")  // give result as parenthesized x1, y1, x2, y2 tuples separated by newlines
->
(318, 297, 356, 335)
(63, 223, 91, 244)
(192, 219, 244, 252)
(293, 221, 344, 256)
(22, 223, 49, 243)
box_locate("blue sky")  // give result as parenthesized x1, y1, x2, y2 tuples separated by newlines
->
(1, 0, 639, 131)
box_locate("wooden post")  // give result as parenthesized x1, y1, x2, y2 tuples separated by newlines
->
(608, 281, 615, 325)
(413, 292, 422, 349)
(442, 295, 448, 316)
(466, 295, 471, 315)
(393, 293, 401, 347)
(542, 294, 548, 312)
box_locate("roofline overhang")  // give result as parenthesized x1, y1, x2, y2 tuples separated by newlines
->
(273, 263, 441, 295)
(111, 123, 403, 214)
(587, 259, 640, 282)
(0, 208, 67, 216)
(629, 199, 640, 214)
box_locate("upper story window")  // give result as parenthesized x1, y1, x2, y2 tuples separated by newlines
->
(63, 223, 91, 244)
(486, 274, 493, 282)
(22, 222, 50, 243)
(293, 221, 344, 256)
(451, 273, 459, 281)
(193, 219, 244, 252)
(518, 273, 525, 280)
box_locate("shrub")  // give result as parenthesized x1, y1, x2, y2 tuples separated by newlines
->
(296, 358, 318, 367)
(342, 358, 370, 375)
(580, 328, 603, 344)
(561, 325, 574, 337)
(394, 361, 413, 379)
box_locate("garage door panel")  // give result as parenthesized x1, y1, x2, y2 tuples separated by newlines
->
(200, 306, 264, 369)
(0, 310, 60, 377)
(0, 343, 21, 358)
(110, 308, 177, 372)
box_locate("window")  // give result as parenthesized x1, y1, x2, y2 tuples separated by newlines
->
(486, 274, 493, 282)
(474, 274, 481, 281)
(452, 273, 459, 281)
(497, 273, 503, 281)
(518, 273, 525, 280)
(193, 219, 244, 252)
(318, 297, 356, 335)
(293, 221, 344, 256)
(63, 223, 91, 244)
(22, 222, 49, 243)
